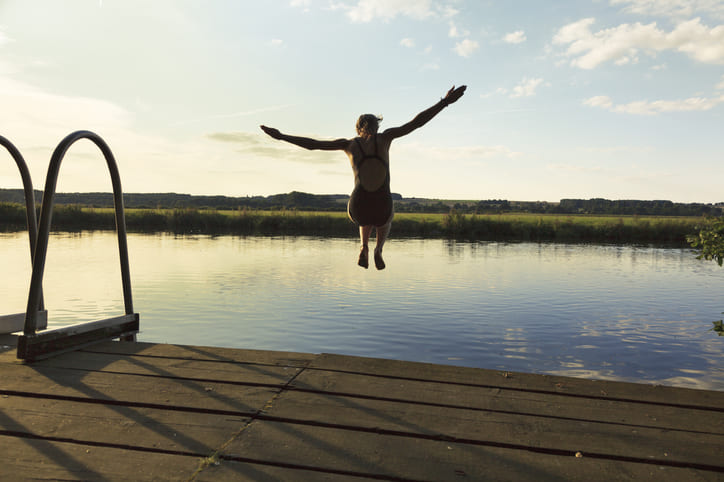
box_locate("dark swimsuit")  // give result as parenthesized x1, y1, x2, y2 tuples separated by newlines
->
(347, 134, 393, 227)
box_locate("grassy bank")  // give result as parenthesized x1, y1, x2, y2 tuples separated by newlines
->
(0, 202, 703, 245)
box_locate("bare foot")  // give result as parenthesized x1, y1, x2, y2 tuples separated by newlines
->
(358, 245, 369, 269)
(374, 249, 385, 270)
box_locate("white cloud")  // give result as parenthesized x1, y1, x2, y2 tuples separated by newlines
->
(343, 0, 439, 23)
(553, 17, 724, 68)
(270, 38, 284, 46)
(0, 72, 251, 194)
(432, 145, 521, 159)
(0, 29, 11, 47)
(510, 78, 544, 98)
(289, 0, 314, 12)
(614, 54, 639, 65)
(717, 74, 724, 89)
(439, 5, 459, 19)
(583, 93, 724, 114)
(671, 18, 724, 63)
(547, 163, 602, 173)
(453, 39, 479, 57)
(173, 103, 297, 127)
(554, 17, 597, 45)
(0, 76, 132, 135)
(336, 0, 460, 22)
(401, 142, 521, 162)
(207, 131, 339, 165)
(400, 37, 415, 48)
(580, 145, 654, 155)
(583, 95, 614, 109)
(610, 0, 724, 20)
(503, 30, 527, 44)
(479, 87, 510, 98)
(448, 21, 469, 38)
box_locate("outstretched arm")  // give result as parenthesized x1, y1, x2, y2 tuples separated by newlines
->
(383, 85, 466, 140)
(260, 125, 348, 151)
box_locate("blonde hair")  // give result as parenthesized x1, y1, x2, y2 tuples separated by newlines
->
(356, 114, 382, 136)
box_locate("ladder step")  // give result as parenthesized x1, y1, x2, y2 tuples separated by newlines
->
(17, 313, 139, 361)
(0, 311, 48, 335)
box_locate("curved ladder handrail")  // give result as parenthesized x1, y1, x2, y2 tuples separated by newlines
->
(0, 136, 45, 334)
(24, 131, 135, 338)
(0, 136, 41, 265)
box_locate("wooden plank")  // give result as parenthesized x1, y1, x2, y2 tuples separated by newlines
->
(0, 313, 24, 334)
(219, 420, 722, 482)
(29, 350, 304, 387)
(0, 394, 248, 455)
(289, 367, 724, 434)
(0, 342, 721, 481)
(0, 335, 17, 356)
(82, 340, 317, 367)
(0, 362, 280, 415)
(194, 461, 376, 481)
(17, 314, 139, 361)
(0, 345, 20, 362)
(0, 434, 200, 481)
(260, 389, 724, 470)
(0, 311, 47, 334)
(310, 353, 724, 409)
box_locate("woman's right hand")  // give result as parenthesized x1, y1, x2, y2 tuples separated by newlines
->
(260, 125, 283, 139)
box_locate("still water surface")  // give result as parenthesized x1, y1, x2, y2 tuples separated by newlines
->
(2, 231, 723, 390)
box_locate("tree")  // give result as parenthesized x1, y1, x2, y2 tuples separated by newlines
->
(688, 216, 724, 266)
(688, 216, 724, 336)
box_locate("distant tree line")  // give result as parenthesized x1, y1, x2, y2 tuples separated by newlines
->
(397, 197, 722, 216)
(0, 189, 351, 211)
(555, 198, 723, 216)
(0, 188, 720, 216)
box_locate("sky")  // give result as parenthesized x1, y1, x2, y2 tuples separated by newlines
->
(1, 0, 723, 203)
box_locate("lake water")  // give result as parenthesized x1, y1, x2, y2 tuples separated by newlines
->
(2, 231, 723, 391)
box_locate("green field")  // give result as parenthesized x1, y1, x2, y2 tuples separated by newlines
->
(0, 203, 705, 245)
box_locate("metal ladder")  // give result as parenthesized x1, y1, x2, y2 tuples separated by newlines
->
(0, 135, 47, 334)
(14, 131, 139, 361)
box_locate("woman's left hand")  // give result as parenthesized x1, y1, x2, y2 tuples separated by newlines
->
(443, 85, 467, 105)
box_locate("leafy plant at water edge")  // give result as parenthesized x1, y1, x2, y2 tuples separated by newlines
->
(712, 320, 724, 336)
(688, 217, 724, 339)
(688, 216, 724, 266)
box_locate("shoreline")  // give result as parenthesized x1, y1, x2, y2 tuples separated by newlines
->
(0, 203, 703, 246)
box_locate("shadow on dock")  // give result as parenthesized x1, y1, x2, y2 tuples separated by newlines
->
(1, 341, 723, 481)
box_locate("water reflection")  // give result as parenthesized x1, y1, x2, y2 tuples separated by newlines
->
(1, 232, 723, 390)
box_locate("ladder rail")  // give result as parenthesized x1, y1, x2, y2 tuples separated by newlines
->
(0, 135, 45, 323)
(23, 131, 134, 338)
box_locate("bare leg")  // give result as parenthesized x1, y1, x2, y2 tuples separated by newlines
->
(373, 221, 391, 270)
(358, 225, 373, 268)
(374, 222, 391, 253)
(360, 224, 373, 247)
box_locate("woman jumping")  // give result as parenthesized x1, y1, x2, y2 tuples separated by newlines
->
(260, 84, 466, 270)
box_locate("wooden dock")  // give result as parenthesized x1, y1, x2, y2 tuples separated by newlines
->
(1, 336, 723, 481)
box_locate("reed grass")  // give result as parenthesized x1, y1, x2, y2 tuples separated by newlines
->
(0, 202, 704, 245)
